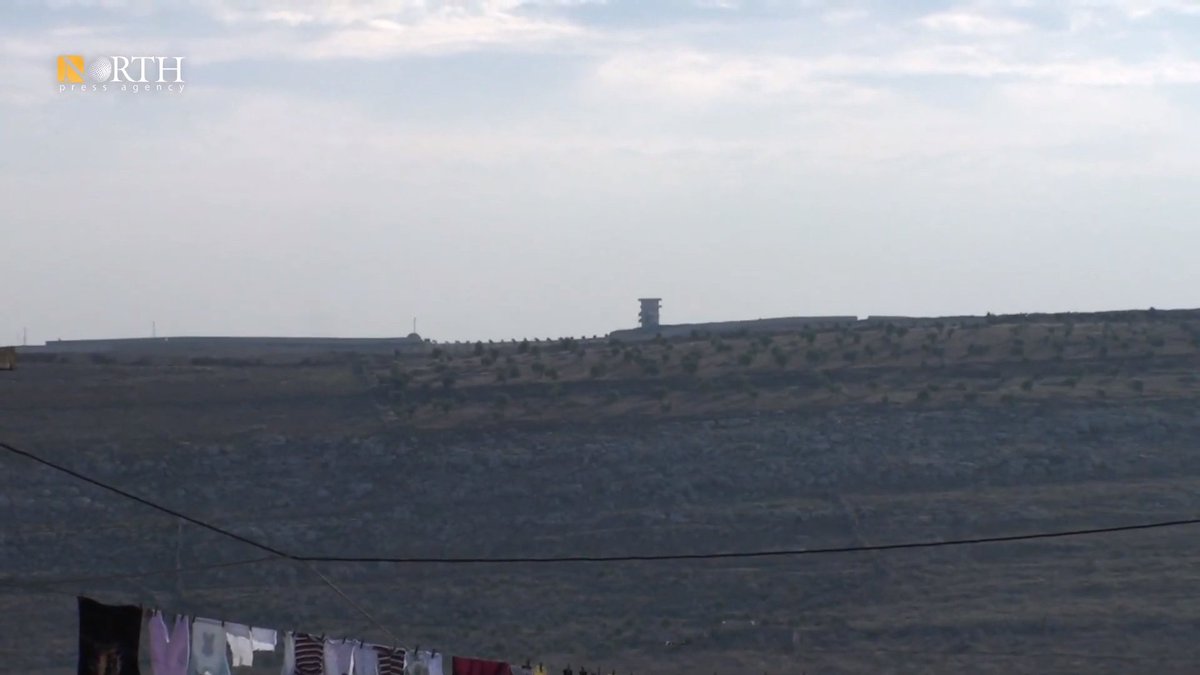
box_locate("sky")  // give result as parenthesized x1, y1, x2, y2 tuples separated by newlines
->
(3, 0, 1200, 343)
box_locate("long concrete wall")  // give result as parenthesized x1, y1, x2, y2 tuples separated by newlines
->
(608, 316, 859, 341)
(23, 335, 427, 355)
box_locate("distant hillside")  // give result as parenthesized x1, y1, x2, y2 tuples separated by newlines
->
(6, 309, 1200, 674)
(11, 308, 1200, 434)
(363, 310, 1200, 428)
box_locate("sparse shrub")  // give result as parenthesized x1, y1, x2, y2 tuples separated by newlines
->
(589, 363, 608, 379)
(1129, 379, 1145, 393)
(771, 347, 789, 368)
(388, 363, 410, 388)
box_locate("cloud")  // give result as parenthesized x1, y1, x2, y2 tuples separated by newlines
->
(593, 49, 880, 103)
(201, 0, 605, 26)
(196, 0, 594, 58)
(301, 13, 586, 58)
(918, 10, 1032, 35)
(822, 8, 869, 25)
(594, 44, 1200, 107)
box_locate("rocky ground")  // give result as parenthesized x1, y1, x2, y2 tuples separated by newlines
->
(4, 360, 1200, 674)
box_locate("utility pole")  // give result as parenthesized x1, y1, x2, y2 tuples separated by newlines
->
(152, 321, 157, 338)
(22, 327, 27, 346)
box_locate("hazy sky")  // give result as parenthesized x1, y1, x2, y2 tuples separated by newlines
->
(3, 0, 1199, 343)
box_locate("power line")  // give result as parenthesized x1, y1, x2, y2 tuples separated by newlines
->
(0, 441, 291, 559)
(0, 440, 398, 645)
(5, 439, 1200, 567)
(306, 516, 1200, 564)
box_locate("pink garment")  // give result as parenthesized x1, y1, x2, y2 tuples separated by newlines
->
(149, 612, 191, 675)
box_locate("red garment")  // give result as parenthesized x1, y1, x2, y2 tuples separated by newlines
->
(452, 656, 514, 675)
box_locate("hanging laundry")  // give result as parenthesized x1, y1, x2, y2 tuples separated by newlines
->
(352, 643, 379, 675)
(517, 663, 532, 675)
(251, 628, 278, 652)
(225, 624, 255, 668)
(451, 656, 512, 675)
(148, 611, 190, 675)
(281, 633, 295, 675)
(292, 633, 325, 675)
(324, 639, 355, 675)
(78, 596, 142, 675)
(405, 650, 443, 675)
(375, 645, 406, 675)
(190, 618, 232, 675)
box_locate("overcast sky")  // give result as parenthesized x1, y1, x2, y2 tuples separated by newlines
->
(3, 0, 1199, 343)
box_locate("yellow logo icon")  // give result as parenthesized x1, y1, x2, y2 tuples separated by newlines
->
(57, 55, 85, 83)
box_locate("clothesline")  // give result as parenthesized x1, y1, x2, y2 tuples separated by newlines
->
(78, 595, 618, 675)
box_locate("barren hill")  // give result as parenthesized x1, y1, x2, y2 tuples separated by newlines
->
(3, 310, 1200, 674)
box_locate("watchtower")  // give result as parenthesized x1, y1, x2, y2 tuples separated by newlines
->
(638, 298, 662, 330)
